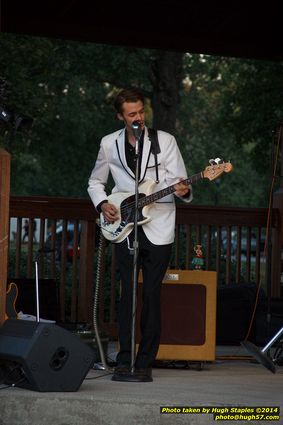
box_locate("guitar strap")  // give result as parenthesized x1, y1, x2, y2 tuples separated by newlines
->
(148, 128, 160, 183)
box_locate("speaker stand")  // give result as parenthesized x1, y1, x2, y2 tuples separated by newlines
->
(241, 325, 283, 374)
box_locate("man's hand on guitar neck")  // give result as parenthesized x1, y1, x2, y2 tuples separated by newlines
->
(174, 179, 190, 198)
(101, 202, 119, 223)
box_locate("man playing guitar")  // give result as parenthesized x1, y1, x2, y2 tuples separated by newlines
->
(88, 88, 192, 381)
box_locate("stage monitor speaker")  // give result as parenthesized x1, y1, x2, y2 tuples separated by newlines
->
(137, 270, 217, 361)
(0, 319, 95, 392)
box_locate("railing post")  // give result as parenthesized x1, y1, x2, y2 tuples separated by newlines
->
(78, 219, 96, 323)
(0, 148, 11, 325)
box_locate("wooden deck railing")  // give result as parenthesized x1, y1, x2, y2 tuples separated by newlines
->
(8, 196, 282, 337)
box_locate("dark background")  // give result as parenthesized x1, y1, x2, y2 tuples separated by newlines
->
(1, 1, 282, 61)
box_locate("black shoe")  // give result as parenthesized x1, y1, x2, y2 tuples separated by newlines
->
(114, 363, 131, 374)
(112, 363, 131, 382)
(134, 367, 153, 382)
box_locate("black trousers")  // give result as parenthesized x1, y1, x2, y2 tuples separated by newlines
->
(115, 227, 172, 368)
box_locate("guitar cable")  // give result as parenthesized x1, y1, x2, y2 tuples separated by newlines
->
(0, 362, 27, 390)
(92, 222, 113, 372)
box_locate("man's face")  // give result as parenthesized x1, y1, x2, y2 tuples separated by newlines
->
(117, 100, 145, 132)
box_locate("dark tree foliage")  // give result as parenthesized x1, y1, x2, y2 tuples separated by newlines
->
(0, 32, 282, 207)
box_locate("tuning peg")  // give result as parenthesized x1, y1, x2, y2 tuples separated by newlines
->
(209, 159, 217, 165)
(214, 158, 223, 164)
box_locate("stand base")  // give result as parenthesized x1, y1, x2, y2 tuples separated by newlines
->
(112, 370, 153, 383)
(241, 341, 276, 374)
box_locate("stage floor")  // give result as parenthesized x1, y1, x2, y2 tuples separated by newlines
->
(1, 344, 283, 425)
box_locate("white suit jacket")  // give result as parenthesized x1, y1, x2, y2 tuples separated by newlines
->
(88, 127, 192, 245)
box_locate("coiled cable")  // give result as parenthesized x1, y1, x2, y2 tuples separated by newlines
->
(92, 224, 113, 371)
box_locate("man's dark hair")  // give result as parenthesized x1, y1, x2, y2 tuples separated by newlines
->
(114, 88, 144, 114)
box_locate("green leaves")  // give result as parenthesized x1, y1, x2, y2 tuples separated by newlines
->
(1, 32, 281, 207)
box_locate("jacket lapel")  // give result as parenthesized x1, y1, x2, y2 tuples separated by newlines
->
(115, 127, 152, 182)
(139, 127, 152, 182)
(115, 129, 135, 179)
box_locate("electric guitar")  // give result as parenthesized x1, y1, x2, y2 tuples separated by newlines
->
(100, 160, 233, 243)
(5, 282, 19, 319)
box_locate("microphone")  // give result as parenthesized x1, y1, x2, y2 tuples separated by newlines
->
(132, 120, 142, 141)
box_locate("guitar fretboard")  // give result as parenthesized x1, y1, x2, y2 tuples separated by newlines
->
(138, 172, 203, 208)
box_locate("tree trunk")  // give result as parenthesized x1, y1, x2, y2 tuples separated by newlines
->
(150, 51, 184, 134)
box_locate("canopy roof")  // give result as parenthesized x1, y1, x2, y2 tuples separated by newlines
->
(1, 1, 282, 61)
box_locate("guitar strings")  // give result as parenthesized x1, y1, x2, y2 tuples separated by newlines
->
(112, 164, 226, 216)
(118, 175, 196, 215)
(120, 163, 226, 213)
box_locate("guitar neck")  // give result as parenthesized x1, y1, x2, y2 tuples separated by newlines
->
(138, 172, 203, 208)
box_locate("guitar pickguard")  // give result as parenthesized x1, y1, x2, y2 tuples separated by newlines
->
(120, 193, 147, 224)
(100, 192, 149, 242)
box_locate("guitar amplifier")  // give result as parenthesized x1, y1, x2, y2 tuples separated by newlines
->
(137, 270, 217, 361)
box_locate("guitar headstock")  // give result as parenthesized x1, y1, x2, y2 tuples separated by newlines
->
(203, 159, 233, 181)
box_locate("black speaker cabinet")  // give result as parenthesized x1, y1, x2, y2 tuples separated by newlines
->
(0, 319, 95, 392)
(137, 270, 217, 361)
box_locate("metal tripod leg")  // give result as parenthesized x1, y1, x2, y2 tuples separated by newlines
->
(241, 326, 283, 373)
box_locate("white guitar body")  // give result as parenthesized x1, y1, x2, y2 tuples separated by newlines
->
(100, 179, 156, 243)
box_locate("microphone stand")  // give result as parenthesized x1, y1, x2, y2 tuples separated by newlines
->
(130, 129, 141, 375)
(113, 123, 144, 382)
